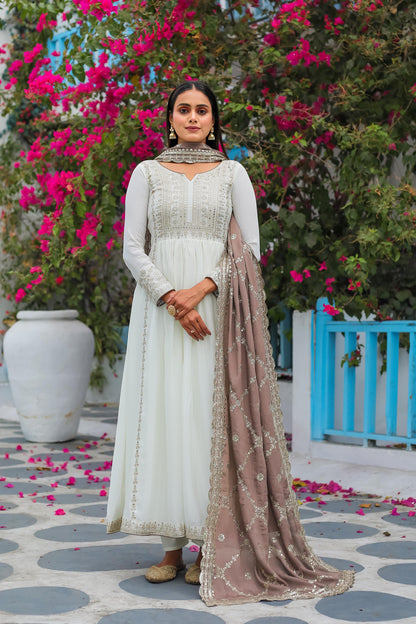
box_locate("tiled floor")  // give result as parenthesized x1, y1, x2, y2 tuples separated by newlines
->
(0, 406, 415, 623)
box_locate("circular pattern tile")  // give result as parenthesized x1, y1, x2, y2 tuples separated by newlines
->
(36, 493, 102, 505)
(316, 590, 416, 622)
(0, 562, 13, 580)
(69, 504, 108, 518)
(321, 557, 364, 573)
(38, 543, 193, 572)
(0, 466, 67, 479)
(0, 513, 37, 530)
(57, 477, 106, 489)
(378, 563, 416, 585)
(381, 512, 416, 528)
(0, 436, 26, 444)
(52, 436, 103, 446)
(303, 521, 378, 539)
(0, 447, 30, 456)
(1, 482, 51, 495)
(0, 538, 19, 554)
(357, 541, 416, 559)
(72, 460, 112, 471)
(0, 586, 89, 615)
(299, 508, 322, 520)
(246, 619, 307, 624)
(0, 457, 25, 467)
(307, 499, 390, 514)
(98, 608, 225, 624)
(35, 524, 125, 543)
(0, 501, 17, 510)
(119, 573, 199, 601)
(29, 452, 83, 463)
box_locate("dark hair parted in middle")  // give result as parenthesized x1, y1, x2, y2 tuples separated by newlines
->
(165, 81, 228, 157)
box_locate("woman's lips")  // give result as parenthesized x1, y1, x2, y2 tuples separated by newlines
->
(186, 127, 200, 131)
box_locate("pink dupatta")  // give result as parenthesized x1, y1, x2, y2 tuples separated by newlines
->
(200, 216, 354, 606)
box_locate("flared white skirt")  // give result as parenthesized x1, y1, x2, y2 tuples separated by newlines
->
(106, 237, 224, 540)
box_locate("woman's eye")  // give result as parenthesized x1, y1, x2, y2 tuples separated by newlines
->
(198, 109, 207, 115)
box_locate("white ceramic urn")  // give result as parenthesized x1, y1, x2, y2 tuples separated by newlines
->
(3, 310, 95, 442)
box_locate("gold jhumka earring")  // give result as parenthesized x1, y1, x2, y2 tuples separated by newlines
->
(169, 125, 176, 139)
(208, 127, 215, 140)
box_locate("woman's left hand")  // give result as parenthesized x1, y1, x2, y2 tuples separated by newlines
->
(166, 278, 216, 320)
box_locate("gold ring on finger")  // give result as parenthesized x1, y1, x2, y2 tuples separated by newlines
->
(167, 305, 177, 316)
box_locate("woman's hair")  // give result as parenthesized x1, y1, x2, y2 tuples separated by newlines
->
(165, 81, 228, 157)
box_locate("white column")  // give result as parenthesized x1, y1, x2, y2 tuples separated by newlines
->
(291, 310, 313, 455)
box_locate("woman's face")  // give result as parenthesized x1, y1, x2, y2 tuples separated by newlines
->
(169, 87, 214, 144)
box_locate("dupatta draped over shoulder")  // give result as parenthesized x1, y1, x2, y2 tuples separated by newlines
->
(200, 215, 354, 606)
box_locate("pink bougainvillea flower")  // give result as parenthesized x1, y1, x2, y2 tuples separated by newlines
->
(47, 495, 56, 501)
(18, 492, 24, 498)
(23, 43, 44, 64)
(356, 508, 365, 516)
(39, 240, 50, 253)
(113, 217, 124, 236)
(290, 270, 303, 282)
(325, 277, 335, 292)
(51, 482, 59, 488)
(348, 279, 362, 291)
(67, 476, 76, 486)
(99, 489, 107, 497)
(36, 13, 57, 32)
(56, 276, 64, 285)
(322, 303, 341, 316)
(106, 239, 115, 251)
(15, 288, 26, 303)
(55, 508, 66, 515)
(391, 507, 400, 516)
(16, 445, 23, 451)
(303, 269, 311, 278)
(338, 255, 348, 262)
(319, 261, 327, 271)
(5, 483, 14, 488)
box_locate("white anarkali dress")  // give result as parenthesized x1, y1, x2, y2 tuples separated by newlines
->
(106, 158, 260, 542)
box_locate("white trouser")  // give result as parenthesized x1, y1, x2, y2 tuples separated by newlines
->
(161, 536, 203, 552)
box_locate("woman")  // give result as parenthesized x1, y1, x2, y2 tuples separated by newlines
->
(107, 81, 354, 605)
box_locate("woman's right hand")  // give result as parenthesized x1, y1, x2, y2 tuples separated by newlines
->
(179, 309, 211, 341)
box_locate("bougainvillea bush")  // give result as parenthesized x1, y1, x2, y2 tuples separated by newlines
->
(0, 0, 415, 386)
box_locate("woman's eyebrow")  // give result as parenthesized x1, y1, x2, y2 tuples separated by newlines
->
(176, 102, 209, 108)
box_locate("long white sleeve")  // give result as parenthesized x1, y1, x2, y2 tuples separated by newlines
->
(205, 161, 260, 289)
(123, 163, 174, 305)
(231, 162, 260, 261)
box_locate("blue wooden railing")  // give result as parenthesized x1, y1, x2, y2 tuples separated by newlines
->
(311, 298, 416, 449)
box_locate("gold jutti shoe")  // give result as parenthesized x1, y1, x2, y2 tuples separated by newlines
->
(185, 563, 201, 585)
(145, 563, 185, 583)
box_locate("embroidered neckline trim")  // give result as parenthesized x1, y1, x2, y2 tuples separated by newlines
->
(155, 142, 226, 163)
